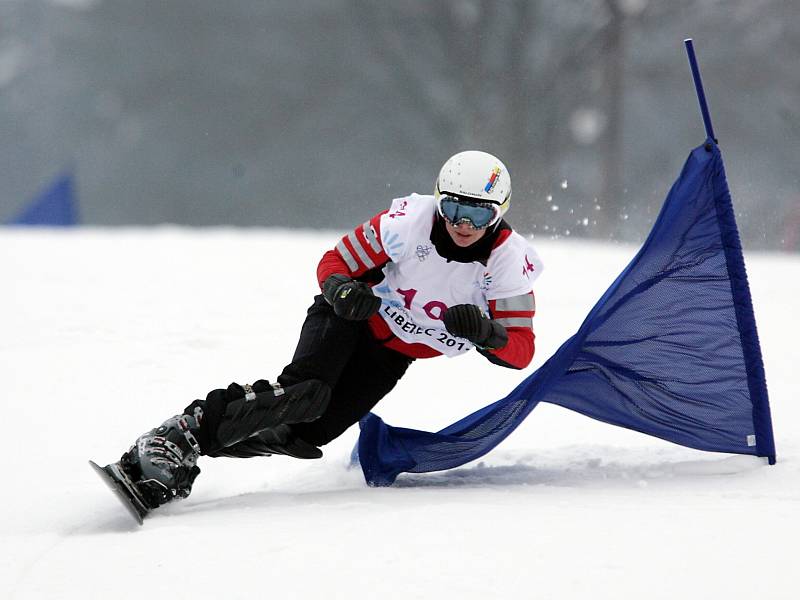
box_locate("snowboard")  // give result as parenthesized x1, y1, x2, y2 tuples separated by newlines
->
(89, 460, 149, 525)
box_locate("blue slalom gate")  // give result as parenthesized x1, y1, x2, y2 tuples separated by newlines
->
(352, 41, 776, 486)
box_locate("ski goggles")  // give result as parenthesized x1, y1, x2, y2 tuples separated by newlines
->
(439, 195, 501, 230)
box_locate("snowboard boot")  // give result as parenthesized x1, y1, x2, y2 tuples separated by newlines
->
(117, 411, 204, 510)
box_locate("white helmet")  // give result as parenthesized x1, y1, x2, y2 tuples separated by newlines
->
(434, 150, 511, 228)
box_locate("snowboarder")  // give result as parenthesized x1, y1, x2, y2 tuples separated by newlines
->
(93, 150, 543, 521)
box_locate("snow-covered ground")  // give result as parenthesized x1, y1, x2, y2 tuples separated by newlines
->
(1, 228, 797, 599)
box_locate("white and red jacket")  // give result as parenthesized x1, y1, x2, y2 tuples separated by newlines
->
(317, 194, 543, 369)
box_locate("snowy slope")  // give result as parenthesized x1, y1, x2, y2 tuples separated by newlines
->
(1, 228, 797, 600)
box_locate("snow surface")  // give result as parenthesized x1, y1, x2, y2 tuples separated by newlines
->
(1, 228, 797, 599)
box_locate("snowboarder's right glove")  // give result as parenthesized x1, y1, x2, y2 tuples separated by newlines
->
(443, 304, 508, 349)
(322, 274, 382, 321)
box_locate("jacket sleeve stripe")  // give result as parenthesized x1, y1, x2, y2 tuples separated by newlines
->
(335, 239, 360, 272)
(496, 317, 533, 328)
(347, 231, 376, 269)
(319, 212, 389, 286)
(494, 310, 536, 319)
(485, 291, 536, 369)
(362, 221, 383, 255)
(494, 293, 535, 312)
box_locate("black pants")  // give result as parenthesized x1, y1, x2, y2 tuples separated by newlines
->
(278, 295, 413, 447)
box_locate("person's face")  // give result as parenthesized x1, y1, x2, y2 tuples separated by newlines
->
(444, 219, 487, 247)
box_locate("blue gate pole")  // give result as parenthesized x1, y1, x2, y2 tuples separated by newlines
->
(684, 39, 717, 143)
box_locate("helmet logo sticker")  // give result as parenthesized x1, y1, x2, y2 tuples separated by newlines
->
(484, 166, 502, 193)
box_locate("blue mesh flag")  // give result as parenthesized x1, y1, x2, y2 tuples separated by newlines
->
(354, 139, 776, 486)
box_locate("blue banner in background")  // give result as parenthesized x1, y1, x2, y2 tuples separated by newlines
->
(9, 172, 78, 226)
(355, 140, 776, 486)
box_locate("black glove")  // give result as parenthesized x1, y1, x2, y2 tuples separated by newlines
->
(322, 274, 382, 321)
(443, 304, 508, 349)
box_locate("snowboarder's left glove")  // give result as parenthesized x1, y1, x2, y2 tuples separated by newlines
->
(443, 304, 508, 349)
(322, 274, 382, 321)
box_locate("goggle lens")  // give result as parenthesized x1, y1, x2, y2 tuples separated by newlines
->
(440, 196, 499, 229)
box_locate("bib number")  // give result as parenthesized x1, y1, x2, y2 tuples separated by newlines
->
(396, 288, 448, 320)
